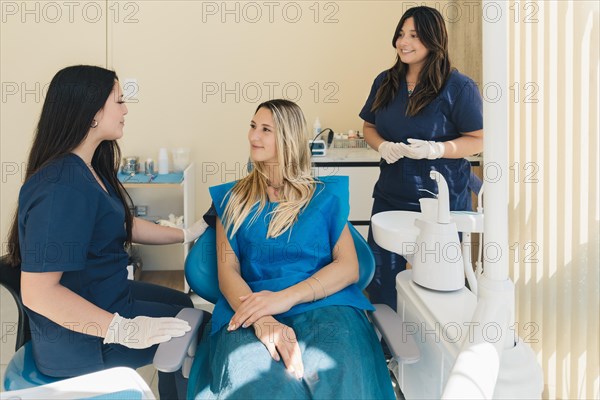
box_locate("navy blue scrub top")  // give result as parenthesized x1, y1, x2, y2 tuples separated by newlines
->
(18, 153, 130, 376)
(359, 69, 483, 212)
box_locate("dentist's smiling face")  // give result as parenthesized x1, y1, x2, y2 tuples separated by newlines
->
(248, 107, 278, 164)
(395, 17, 429, 69)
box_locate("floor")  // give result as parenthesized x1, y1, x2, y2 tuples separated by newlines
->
(140, 270, 186, 292)
(0, 271, 213, 399)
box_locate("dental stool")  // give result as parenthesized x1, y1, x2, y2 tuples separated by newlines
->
(0, 256, 62, 390)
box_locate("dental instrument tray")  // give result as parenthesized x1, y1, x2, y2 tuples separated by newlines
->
(332, 138, 369, 149)
(118, 171, 183, 184)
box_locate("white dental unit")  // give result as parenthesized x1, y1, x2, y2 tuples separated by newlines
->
(373, 171, 542, 399)
(370, 2, 544, 398)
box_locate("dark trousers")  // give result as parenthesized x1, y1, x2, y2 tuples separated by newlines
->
(101, 280, 194, 400)
(365, 198, 408, 312)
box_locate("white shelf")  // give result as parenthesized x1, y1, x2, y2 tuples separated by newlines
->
(125, 163, 195, 293)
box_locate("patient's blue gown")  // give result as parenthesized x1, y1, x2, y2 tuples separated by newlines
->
(193, 177, 394, 399)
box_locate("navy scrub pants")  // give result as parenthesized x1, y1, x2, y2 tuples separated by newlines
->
(101, 280, 195, 400)
(366, 197, 409, 312)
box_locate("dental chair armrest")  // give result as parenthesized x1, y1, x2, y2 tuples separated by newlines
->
(153, 308, 204, 375)
(370, 304, 420, 364)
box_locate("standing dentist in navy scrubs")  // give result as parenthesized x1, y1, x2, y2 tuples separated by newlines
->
(360, 6, 483, 310)
(6, 65, 208, 400)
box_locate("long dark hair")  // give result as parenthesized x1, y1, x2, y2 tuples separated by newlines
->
(371, 6, 452, 116)
(6, 65, 133, 266)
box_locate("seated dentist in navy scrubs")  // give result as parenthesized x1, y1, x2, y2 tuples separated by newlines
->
(360, 6, 483, 311)
(5, 65, 209, 400)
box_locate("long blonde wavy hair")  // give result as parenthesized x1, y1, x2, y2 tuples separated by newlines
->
(222, 99, 318, 239)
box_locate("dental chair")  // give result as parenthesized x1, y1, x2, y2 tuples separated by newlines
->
(153, 221, 420, 399)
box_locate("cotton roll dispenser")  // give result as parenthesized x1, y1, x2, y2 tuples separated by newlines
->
(411, 171, 465, 291)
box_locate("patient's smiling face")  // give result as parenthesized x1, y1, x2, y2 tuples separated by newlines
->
(248, 107, 278, 164)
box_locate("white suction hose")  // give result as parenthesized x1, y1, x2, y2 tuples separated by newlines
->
(476, 184, 484, 276)
(429, 171, 451, 223)
(462, 232, 478, 296)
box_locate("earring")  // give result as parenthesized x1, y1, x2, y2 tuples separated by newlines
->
(91, 120, 98, 128)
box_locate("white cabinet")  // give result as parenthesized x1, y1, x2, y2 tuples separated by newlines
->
(312, 158, 380, 240)
(122, 164, 195, 292)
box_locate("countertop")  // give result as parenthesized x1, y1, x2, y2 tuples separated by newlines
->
(312, 147, 380, 164)
(312, 147, 483, 166)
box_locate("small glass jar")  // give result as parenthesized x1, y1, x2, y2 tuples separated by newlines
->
(122, 156, 140, 174)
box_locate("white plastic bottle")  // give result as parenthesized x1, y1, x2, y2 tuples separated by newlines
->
(313, 117, 322, 138)
(158, 148, 169, 175)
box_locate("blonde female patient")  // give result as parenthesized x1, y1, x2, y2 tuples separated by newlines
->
(197, 99, 394, 399)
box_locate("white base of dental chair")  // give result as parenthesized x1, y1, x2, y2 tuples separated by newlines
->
(392, 270, 542, 399)
(392, 270, 477, 398)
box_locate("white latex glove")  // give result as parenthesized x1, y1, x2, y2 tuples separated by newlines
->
(378, 141, 405, 164)
(182, 219, 209, 243)
(103, 313, 191, 349)
(400, 138, 445, 160)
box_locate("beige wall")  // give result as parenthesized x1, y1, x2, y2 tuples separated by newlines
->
(1, 0, 480, 245)
(1, 0, 107, 246)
